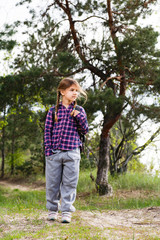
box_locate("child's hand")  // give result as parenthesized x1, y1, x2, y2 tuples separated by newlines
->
(73, 110, 80, 117)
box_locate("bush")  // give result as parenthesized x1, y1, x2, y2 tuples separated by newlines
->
(80, 153, 97, 170)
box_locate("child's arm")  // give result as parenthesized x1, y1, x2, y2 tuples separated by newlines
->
(74, 107, 89, 135)
(44, 106, 54, 156)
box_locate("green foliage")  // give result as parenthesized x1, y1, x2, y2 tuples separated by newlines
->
(128, 158, 146, 173)
(85, 89, 107, 118)
(119, 26, 160, 89)
(6, 150, 25, 168)
(16, 0, 32, 5)
(15, 160, 35, 176)
(81, 132, 99, 170)
(80, 153, 96, 170)
(0, 24, 17, 51)
(154, 75, 160, 92)
(0, 39, 17, 51)
(13, 14, 80, 76)
(0, 118, 8, 130)
(56, 52, 79, 74)
(109, 117, 143, 175)
(113, 0, 155, 23)
(0, 104, 45, 175)
(85, 88, 124, 119)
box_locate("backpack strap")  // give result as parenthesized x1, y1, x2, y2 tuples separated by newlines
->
(52, 107, 55, 125)
(75, 105, 86, 145)
(75, 105, 81, 111)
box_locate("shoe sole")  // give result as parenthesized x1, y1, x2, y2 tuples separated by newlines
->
(62, 220, 70, 223)
(48, 218, 57, 221)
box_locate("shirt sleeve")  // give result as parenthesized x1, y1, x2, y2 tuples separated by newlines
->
(74, 107, 89, 135)
(44, 106, 54, 156)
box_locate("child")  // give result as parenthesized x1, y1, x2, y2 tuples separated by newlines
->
(44, 77, 89, 223)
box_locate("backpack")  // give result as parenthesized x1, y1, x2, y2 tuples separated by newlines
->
(51, 105, 85, 152)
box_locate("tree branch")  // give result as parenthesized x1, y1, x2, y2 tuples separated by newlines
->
(107, 0, 126, 96)
(121, 126, 160, 167)
(55, 0, 107, 81)
(101, 76, 122, 88)
(74, 15, 107, 23)
(41, 3, 56, 17)
(101, 75, 154, 87)
(39, 67, 86, 78)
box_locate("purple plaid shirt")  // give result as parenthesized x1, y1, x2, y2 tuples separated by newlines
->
(44, 102, 89, 156)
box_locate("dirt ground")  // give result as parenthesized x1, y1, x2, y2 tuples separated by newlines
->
(80, 207, 160, 239)
(0, 180, 160, 240)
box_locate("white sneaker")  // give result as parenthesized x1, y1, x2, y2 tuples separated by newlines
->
(48, 211, 58, 221)
(61, 212, 71, 223)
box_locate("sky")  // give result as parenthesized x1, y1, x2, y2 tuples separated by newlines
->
(1, 0, 160, 172)
(0, 0, 44, 25)
(0, 0, 29, 27)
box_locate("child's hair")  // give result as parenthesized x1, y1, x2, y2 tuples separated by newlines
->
(55, 77, 87, 121)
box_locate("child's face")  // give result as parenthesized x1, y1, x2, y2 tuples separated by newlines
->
(61, 84, 79, 103)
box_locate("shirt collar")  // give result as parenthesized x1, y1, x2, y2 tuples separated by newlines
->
(59, 101, 74, 108)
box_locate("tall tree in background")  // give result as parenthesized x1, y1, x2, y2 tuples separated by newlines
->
(13, 0, 160, 194)
(0, 69, 58, 177)
(0, 24, 17, 178)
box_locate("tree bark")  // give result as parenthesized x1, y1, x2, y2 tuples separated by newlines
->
(96, 134, 112, 195)
(11, 136, 15, 175)
(1, 109, 6, 178)
(1, 126, 5, 178)
(42, 138, 45, 175)
(11, 116, 16, 175)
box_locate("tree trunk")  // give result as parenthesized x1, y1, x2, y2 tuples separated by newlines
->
(11, 117, 16, 175)
(1, 126, 5, 178)
(11, 137, 15, 175)
(96, 134, 113, 195)
(43, 139, 45, 175)
(1, 109, 6, 178)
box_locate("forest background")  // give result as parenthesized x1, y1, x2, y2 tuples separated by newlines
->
(0, 0, 160, 195)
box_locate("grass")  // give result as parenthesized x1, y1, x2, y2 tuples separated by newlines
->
(0, 170, 160, 239)
(110, 171, 160, 191)
(76, 169, 160, 211)
(79, 169, 160, 193)
(1, 170, 160, 213)
(76, 194, 160, 211)
(0, 188, 46, 214)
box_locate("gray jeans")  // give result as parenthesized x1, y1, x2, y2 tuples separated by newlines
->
(45, 148, 81, 213)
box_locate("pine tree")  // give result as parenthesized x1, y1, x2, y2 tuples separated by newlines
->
(12, 0, 160, 194)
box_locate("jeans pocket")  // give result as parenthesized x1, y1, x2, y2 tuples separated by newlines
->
(67, 148, 81, 160)
(46, 155, 54, 161)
